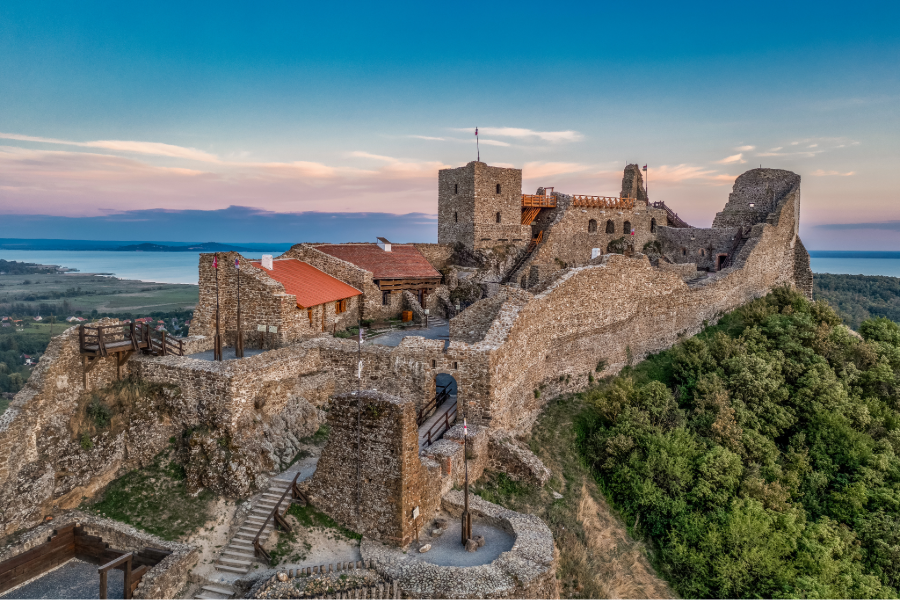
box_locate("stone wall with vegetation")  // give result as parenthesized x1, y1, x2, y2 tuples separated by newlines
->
(305, 391, 441, 547)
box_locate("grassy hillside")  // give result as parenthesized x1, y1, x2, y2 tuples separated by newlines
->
(814, 273, 900, 330)
(578, 288, 900, 597)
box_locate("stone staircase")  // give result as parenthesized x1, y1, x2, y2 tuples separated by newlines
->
(194, 583, 236, 599)
(214, 478, 293, 575)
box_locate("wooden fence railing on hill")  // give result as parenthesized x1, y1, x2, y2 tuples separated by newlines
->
(521, 194, 557, 208)
(253, 472, 308, 564)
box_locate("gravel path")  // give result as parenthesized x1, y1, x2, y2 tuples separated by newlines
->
(369, 321, 449, 348)
(188, 347, 268, 361)
(0, 559, 123, 599)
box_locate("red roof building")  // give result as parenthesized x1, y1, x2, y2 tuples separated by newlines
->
(250, 259, 362, 308)
(312, 243, 441, 281)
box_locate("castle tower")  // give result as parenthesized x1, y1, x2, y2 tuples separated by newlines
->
(438, 161, 532, 251)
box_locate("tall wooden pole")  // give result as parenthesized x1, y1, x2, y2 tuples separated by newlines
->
(214, 254, 222, 361)
(461, 417, 472, 544)
(235, 257, 244, 358)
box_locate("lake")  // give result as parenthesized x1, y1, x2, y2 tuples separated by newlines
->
(1, 250, 899, 285)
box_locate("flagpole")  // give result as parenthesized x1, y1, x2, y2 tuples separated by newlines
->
(476, 127, 479, 162)
(356, 319, 363, 524)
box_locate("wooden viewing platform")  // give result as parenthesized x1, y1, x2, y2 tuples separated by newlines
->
(79, 323, 185, 382)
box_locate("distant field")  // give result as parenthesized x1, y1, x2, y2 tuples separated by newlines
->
(0, 272, 198, 315)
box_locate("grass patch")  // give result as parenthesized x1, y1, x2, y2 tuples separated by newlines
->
(298, 424, 330, 446)
(81, 446, 215, 541)
(286, 503, 361, 542)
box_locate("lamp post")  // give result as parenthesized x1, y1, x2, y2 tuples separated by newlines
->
(461, 418, 472, 545)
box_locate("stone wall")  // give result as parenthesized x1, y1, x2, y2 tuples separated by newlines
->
(438, 162, 531, 251)
(0, 322, 194, 535)
(712, 168, 801, 228)
(0, 323, 328, 534)
(414, 243, 455, 272)
(304, 391, 441, 546)
(657, 225, 741, 271)
(462, 168, 810, 432)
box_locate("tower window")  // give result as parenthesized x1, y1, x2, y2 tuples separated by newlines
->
(650, 218, 657, 233)
(454, 183, 458, 194)
(606, 220, 615, 233)
(496, 184, 501, 194)
(588, 219, 597, 233)
(382, 291, 391, 305)
(496, 212, 501, 223)
(682, 248, 686, 256)
(623, 220, 631, 234)
(454, 211, 458, 223)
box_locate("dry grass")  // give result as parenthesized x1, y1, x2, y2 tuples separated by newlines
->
(474, 394, 674, 599)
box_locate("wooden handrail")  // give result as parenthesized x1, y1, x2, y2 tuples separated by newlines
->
(98, 552, 133, 599)
(522, 194, 557, 208)
(253, 472, 302, 564)
(422, 401, 457, 449)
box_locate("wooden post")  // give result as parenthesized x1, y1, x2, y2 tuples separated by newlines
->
(161, 330, 167, 356)
(99, 569, 107, 600)
(124, 555, 132, 600)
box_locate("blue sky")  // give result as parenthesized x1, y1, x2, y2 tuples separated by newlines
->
(1, 0, 898, 248)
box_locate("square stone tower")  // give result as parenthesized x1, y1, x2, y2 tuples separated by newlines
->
(438, 161, 532, 251)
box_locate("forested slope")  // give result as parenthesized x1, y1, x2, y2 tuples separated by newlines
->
(814, 273, 900, 330)
(579, 288, 900, 597)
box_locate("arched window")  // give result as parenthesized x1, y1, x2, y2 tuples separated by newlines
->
(588, 219, 597, 233)
(495, 212, 501, 223)
(650, 218, 657, 233)
(623, 220, 631, 234)
(496, 183, 502, 194)
(606, 220, 615, 233)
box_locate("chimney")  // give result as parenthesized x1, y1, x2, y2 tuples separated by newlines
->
(261, 255, 274, 270)
(377, 237, 392, 252)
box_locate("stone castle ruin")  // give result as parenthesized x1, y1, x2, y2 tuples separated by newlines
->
(0, 160, 812, 598)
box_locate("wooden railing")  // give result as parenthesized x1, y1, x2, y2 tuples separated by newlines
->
(651, 200, 692, 228)
(253, 472, 308, 564)
(417, 386, 450, 427)
(522, 194, 557, 208)
(421, 400, 457, 449)
(149, 330, 185, 356)
(572, 195, 635, 209)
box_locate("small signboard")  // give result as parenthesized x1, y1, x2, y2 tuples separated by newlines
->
(412, 507, 419, 519)
(257, 325, 266, 332)
(268, 325, 278, 333)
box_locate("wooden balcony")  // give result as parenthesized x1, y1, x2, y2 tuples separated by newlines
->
(522, 194, 557, 208)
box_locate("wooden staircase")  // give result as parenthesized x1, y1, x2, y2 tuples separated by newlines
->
(502, 230, 543, 285)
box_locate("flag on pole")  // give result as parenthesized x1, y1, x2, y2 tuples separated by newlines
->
(234, 258, 240, 269)
(631, 228, 636, 236)
(642, 164, 647, 171)
(464, 418, 468, 437)
(213, 255, 218, 269)
(475, 128, 478, 136)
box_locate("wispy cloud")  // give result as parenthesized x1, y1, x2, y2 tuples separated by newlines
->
(0, 131, 221, 163)
(454, 127, 584, 143)
(716, 153, 746, 164)
(815, 220, 900, 231)
(408, 135, 445, 141)
(811, 169, 855, 176)
(735, 145, 755, 151)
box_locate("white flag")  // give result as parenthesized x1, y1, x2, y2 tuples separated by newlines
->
(357, 360, 363, 378)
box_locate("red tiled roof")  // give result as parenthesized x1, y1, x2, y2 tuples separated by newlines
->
(251, 258, 362, 308)
(312, 244, 441, 280)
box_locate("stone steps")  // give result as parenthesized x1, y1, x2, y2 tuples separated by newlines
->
(215, 479, 296, 574)
(194, 583, 235, 599)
